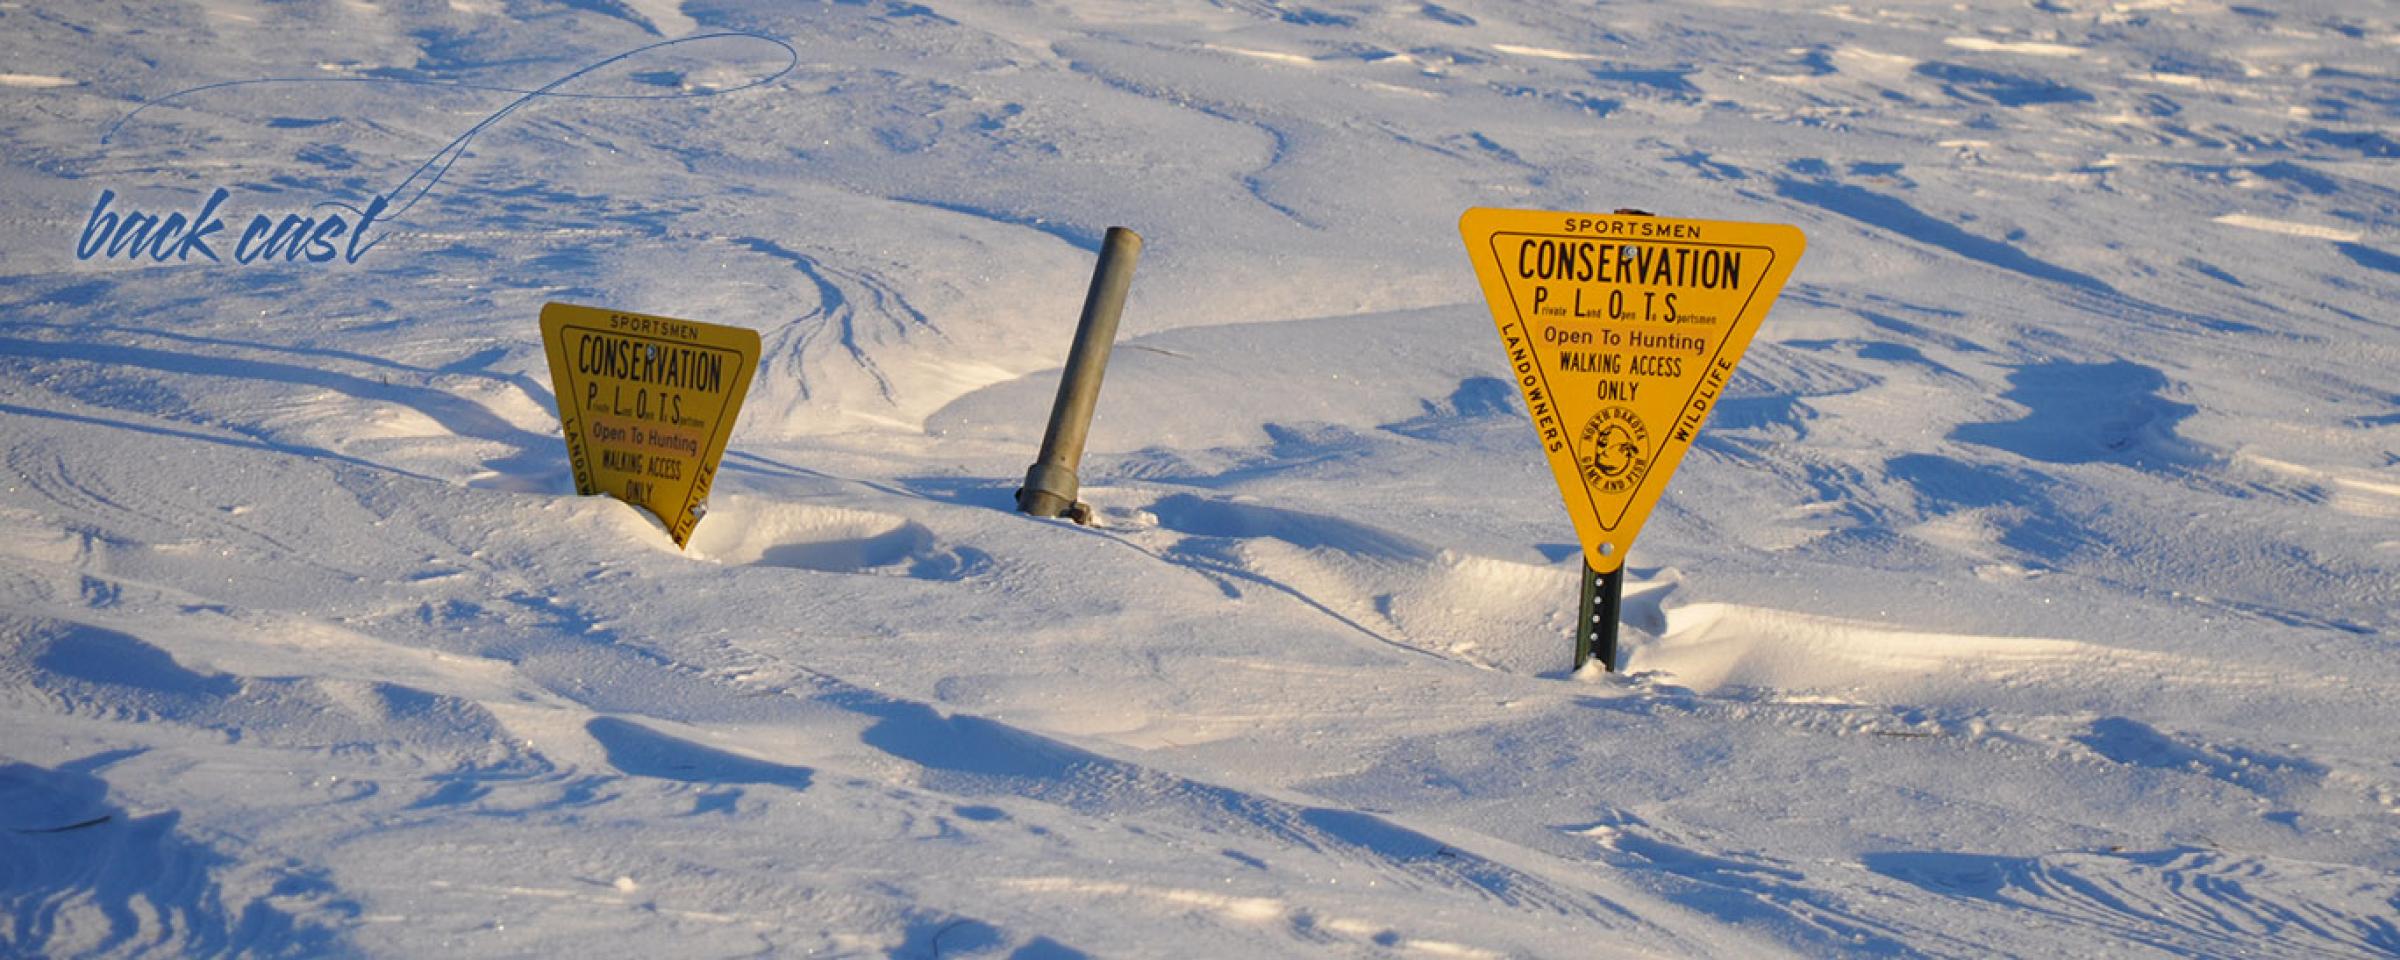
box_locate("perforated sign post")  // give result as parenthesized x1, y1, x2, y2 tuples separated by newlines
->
(540, 302, 761, 548)
(1460, 208, 1804, 671)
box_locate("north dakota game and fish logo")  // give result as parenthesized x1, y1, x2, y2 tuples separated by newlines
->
(1578, 406, 1650, 496)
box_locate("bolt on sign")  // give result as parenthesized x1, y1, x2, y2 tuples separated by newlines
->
(1459, 208, 1805, 573)
(539, 302, 761, 548)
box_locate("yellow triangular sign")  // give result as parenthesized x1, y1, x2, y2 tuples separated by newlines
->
(539, 301, 761, 548)
(1459, 208, 1804, 573)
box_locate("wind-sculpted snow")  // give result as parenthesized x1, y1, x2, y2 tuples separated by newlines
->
(1, 753, 351, 959)
(1862, 847, 2400, 959)
(4, 0, 2398, 955)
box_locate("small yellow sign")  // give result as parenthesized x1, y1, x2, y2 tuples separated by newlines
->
(1459, 208, 1804, 573)
(539, 301, 761, 548)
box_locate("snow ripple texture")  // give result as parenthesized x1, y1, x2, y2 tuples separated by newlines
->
(2, 0, 2396, 956)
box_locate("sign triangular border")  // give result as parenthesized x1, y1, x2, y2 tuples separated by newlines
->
(1459, 208, 1805, 572)
(539, 301, 761, 548)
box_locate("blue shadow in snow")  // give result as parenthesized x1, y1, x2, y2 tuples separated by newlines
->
(1854, 341, 1964, 378)
(1699, 372, 1823, 438)
(0, 336, 555, 477)
(2301, 128, 2400, 159)
(1, 752, 349, 956)
(1420, 3, 1475, 26)
(1914, 61, 2094, 106)
(1860, 849, 2028, 900)
(2075, 716, 2326, 794)
(2351, 400, 2400, 429)
(1858, 309, 1987, 355)
(888, 475, 1022, 512)
(806, 674, 1626, 921)
(2247, 160, 2344, 195)
(1492, 83, 1620, 117)
(1277, 6, 1356, 26)
(1883, 453, 2092, 558)
(752, 521, 931, 573)
(1590, 68, 1701, 98)
(896, 913, 1005, 959)
(555, 0, 666, 35)
(2338, 243, 2400, 275)
(892, 911, 1091, 960)
(1863, 847, 2400, 954)
(1381, 376, 1523, 442)
(1773, 178, 2116, 294)
(1952, 360, 2201, 467)
(892, 197, 1101, 252)
(585, 717, 814, 791)
(2187, 260, 2246, 287)
(1535, 543, 1582, 563)
(0, 403, 430, 482)
(1440, 375, 1520, 418)
(32, 623, 242, 699)
(1149, 493, 1434, 561)
(1008, 936, 1094, 960)
(1567, 816, 1923, 956)
(19, 278, 116, 307)
(1666, 150, 1747, 181)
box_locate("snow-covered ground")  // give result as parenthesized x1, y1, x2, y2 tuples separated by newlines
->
(4, 0, 2397, 956)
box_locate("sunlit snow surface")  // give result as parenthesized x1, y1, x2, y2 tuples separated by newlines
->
(4, 0, 2398, 956)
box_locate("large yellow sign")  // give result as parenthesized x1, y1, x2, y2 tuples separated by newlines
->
(539, 302, 761, 548)
(1459, 208, 1804, 573)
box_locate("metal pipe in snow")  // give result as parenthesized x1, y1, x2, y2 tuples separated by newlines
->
(1018, 226, 1143, 522)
